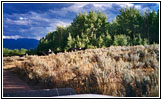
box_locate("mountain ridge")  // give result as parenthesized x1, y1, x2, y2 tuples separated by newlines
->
(3, 38, 39, 50)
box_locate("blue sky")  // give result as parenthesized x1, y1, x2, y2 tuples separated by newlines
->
(3, 3, 159, 40)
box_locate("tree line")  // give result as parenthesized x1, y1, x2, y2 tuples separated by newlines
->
(36, 7, 159, 53)
(3, 7, 159, 56)
(3, 48, 27, 57)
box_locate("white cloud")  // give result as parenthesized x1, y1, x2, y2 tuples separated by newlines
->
(63, 3, 87, 13)
(3, 35, 22, 39)
(4, 10, 72, 38)
(50, 3, 88, 16)
(3, 35, 41, 40)
(29, 11, 50, 22)
(49, 3, 135, 18)
(6, 18, 31, 25)
(117, 3, 134, 8)
(15, 20, 30, 25)
(19, 17, 24, 20)
(92, 3, 112, 8)
(134, 5, 142, 10)
(49, 10, 67, 16)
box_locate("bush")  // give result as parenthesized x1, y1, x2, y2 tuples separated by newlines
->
(4, 45, 159, 96)
(27, 49, 37, 55)
(3, 48, 11, 56)
(103, 34, 112, 47)
(87, 45, 97, 49)
(143, 38, 149, 45)
(113, 34, 128, 46)
(133, 34, 143, 45)
(3, 48, 27, 57)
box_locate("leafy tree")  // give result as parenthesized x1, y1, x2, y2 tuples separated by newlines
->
(71, 11, 108, 41)
(133, 34, 143, 45)
(89, 33, 97, 47)
(145, 10, 158, 44)
(143, 38, 149, 45)
(3, 48, 28, 56)
(75, 35, 83, 48)
(155, 10, 159, 43)
(87, 45, 97, 49)
(108, 20, 118, 37)
(113, 34, 128, 46)
(3, 48, 10, 56)
(97, 36, 104, 48)
(81, 32, 90, 48)
(66, 32, 74, 50)
(116, 7, 141, 38)
(27, 49, 37, 55)
(36, 8, 159, 53)
(13, 49, 19, 55)
(20, 48, 27, 54)
(103, 32, 112, 47)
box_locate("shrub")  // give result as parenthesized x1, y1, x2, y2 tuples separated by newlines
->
(133, 34, 143, 45)
(143, 38, 149, 45)
(87, 45, 97, 49)
(113, 34, 128, 46)
(5, 45, 159, 97)
(3, 48, 28, 57)
(27, 49, 37, 55)
(103, 34, 112, 47)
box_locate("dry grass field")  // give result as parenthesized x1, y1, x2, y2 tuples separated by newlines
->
(3, 44, 159, 97)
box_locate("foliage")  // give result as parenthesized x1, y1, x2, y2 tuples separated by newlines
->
(143, 38, 149, 45)
(34, 7, 159, 53)
(37, 11, 109, 53)
(133, 34, 143, 45)
(4, 7, 159, 55)
(113, 34, 128, 46)
(27, 49, 38, 55)
(3, 48, 27, 57)
(103, 32, 112, 47)
(114, 7, 158, 44)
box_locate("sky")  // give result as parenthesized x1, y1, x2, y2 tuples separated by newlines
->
(3, 2, 159, 40)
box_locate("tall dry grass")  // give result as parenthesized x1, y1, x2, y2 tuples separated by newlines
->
(3, 45, 159, 97)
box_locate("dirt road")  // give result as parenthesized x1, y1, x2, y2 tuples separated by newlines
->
(3, 70, 31, 93)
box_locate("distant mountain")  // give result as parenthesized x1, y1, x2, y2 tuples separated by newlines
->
(3, 38, 39, 50)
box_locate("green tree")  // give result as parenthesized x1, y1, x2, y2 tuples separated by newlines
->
(71, 10, 108, 40)
(3, 48, 27, 56)
(36, 8, 159, 53)
(81, 32, 90, 48)
(66, 32, 74, 50)
(113, 34, 128, 46)
(116, 7, 141, 44)
(13, 49, 20, 55)
(154, 10, 159, 43)
(20, 48, 27, 54)
(145, 10, 158, 44)
(97, 36, 104, 48)
(133, 34, 143, 45)
(103, 32, 112, 47)
(3, 48, 10, 56)
(143, 38, 149, 45)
